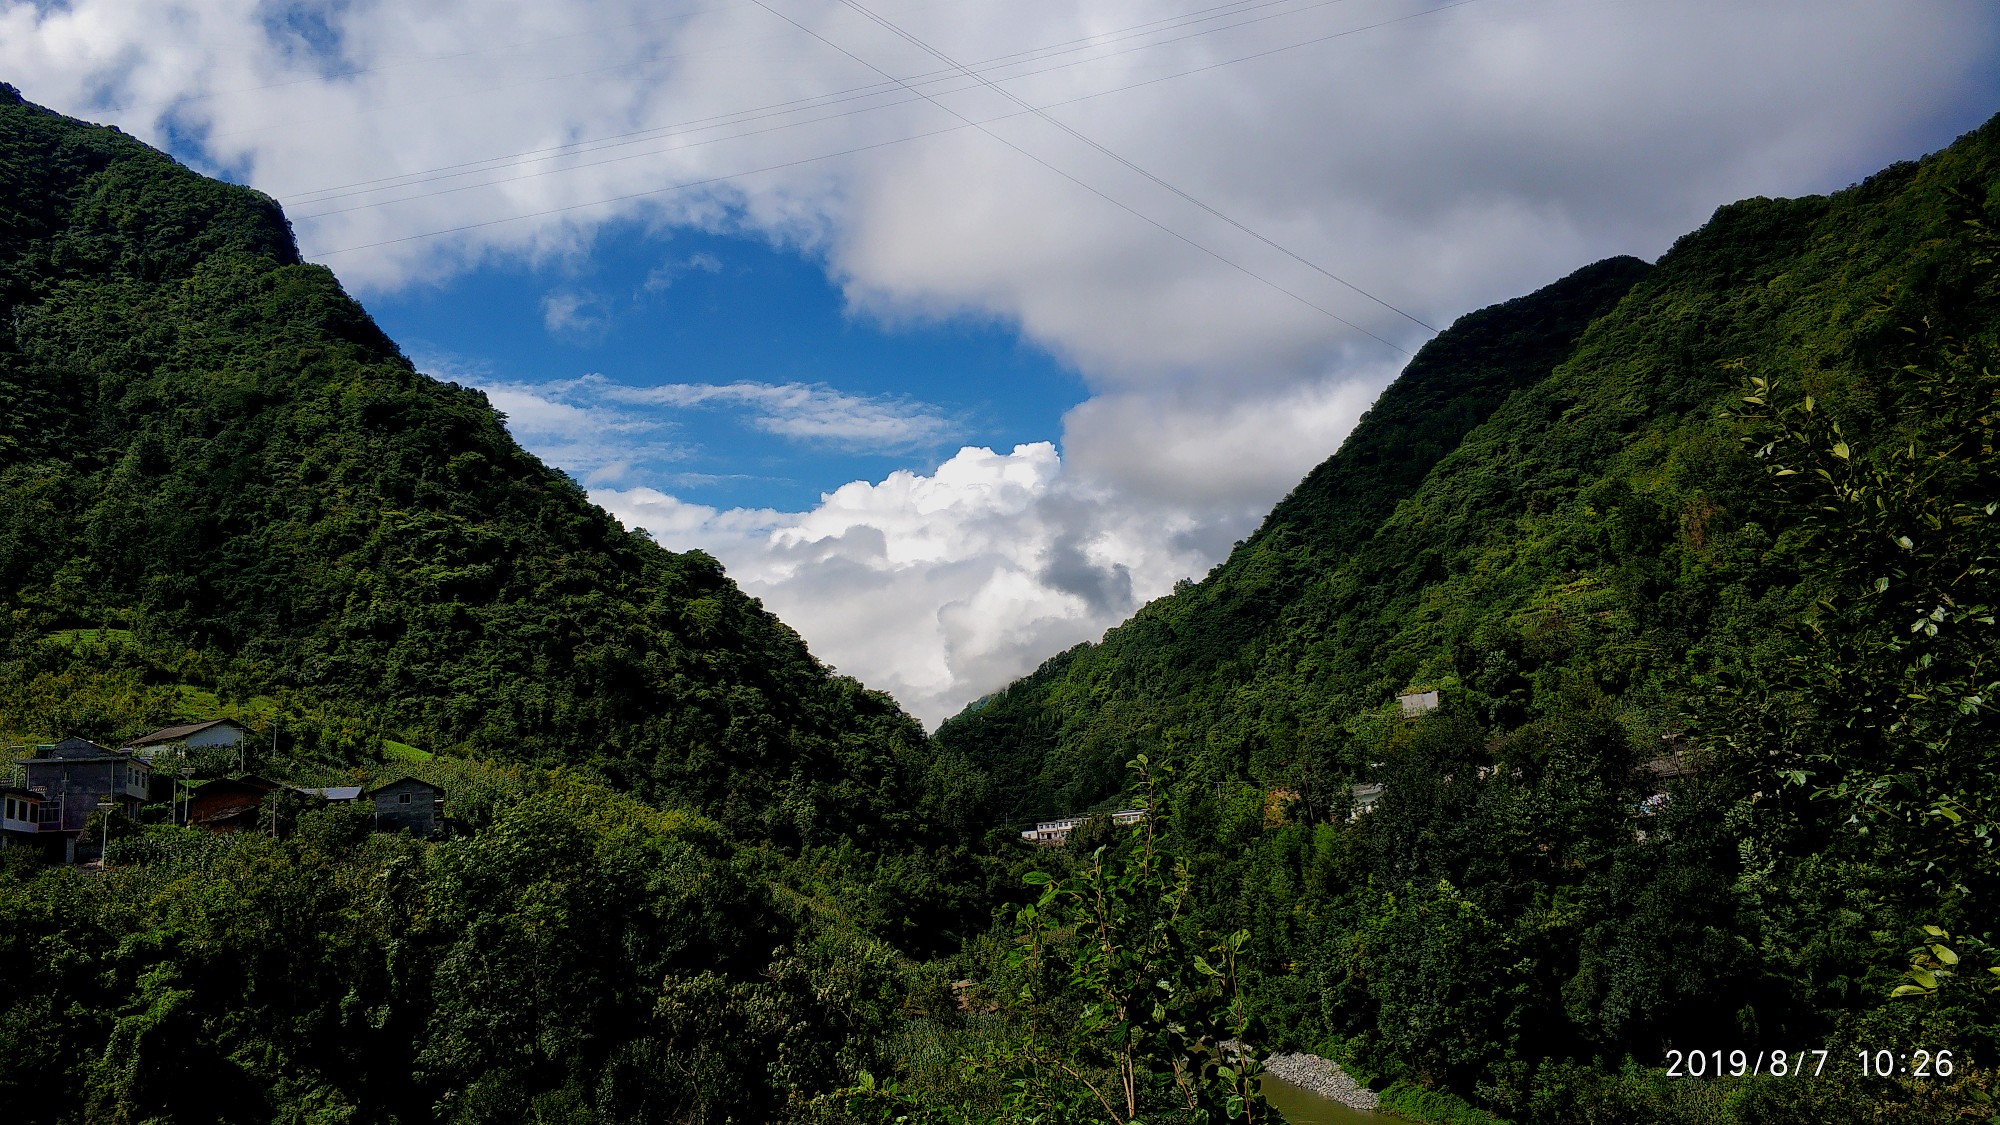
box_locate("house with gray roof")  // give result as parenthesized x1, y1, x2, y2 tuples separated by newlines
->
(12, 737, 152, 861)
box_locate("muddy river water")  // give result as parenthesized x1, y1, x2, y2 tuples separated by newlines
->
(1259, 1072, 1386, 1125)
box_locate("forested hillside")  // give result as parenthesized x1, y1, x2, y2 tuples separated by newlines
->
(940, 255, 1653, 819)
(0, 85, 998, 1125)
(929, 113, 2000, 1121)
(8, 74, 2000, 1125)
(0, 82, 957, 850)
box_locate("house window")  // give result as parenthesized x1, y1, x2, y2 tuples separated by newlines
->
(399, 794, 410, 803)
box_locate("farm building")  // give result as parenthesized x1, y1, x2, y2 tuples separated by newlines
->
(370, 778, 445, 837)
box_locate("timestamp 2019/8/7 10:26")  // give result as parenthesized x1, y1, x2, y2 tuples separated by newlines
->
(1664, 1049, 1957, 1079)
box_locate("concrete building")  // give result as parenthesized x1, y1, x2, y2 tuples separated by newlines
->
(128, 719, 250, 764)
(13, 737, 152, 861)
(1397, 690, 1441, 717)
(1019, 809, 1145, 846)
(0, 786, 50, 841)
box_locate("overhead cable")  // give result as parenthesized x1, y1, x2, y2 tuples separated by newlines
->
(745, 0, 1410, 354)
(830, 0, 1437, 333)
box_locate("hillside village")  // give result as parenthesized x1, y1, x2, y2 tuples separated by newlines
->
(2, 718, 448, 863)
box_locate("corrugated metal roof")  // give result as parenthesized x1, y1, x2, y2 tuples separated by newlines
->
(295, 786, 363, 801)
(41, 737, 124, 761)
(130, 719, 248, 745)
(366, 777, 443, 794)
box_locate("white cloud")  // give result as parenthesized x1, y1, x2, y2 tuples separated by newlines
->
(642, 250, 724, 292)
(585, 367, 1391, 725)
(439, 370, 958, 483)
(540, 288, 611, 340)
(601, 380, 959, 450)
(461, 373, 684, 485)
(5, 0, 1995, 720)
(596, 441, 1210, 725)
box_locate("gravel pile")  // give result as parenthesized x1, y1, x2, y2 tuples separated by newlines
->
(1261, 1053, 1380, 1111)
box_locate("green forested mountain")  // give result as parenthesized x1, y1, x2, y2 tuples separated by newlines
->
(939, 255, 1653, 819)
(0, 83, 949, 850)
(8, 73, 2000, 1125)
(0, 85, 992, 1125)
(932, 114, 2000, 1121)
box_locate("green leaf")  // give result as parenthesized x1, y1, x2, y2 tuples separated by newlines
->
(1932, 944, 1960, 965)
(1892, 984, 1930, 997)
(1831, 441, 1850, 460)
(1021, 871, 1051, 886)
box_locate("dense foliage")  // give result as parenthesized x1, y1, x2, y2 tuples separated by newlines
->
(939, 255, 1652, 822)
(0, 85, 995, 1124)
(936, 114, 2000, 1121)
(9, 74, 2000, 1125)
(0, 765, 925, 1125)
(0, 82, 962, 851)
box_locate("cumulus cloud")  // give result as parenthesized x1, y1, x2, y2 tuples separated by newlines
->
(5, 0, 1995, 719)
(596, 442, 1209, 724)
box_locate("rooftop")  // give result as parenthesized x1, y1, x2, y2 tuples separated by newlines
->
(130, 719, 248, 745)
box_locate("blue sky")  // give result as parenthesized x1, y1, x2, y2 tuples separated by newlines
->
(372, 222, 1085, 512)
(7, 0, 1997, 723)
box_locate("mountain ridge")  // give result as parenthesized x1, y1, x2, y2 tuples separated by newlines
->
(0, 84, 950, 850)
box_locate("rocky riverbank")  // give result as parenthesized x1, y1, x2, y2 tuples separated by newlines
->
(1262, 1053, 1380, 1111)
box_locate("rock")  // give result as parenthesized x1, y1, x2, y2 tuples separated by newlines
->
(1261, 1052, 1380, 1111)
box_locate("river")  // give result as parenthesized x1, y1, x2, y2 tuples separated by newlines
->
(1260, 1071, 1385, 1125)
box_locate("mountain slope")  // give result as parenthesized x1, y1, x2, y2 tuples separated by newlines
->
(0, 84, 937, 848)
(936, 111, 2000, 1118)
(944, 118, 2000, 823)
(939, 255, 1653, 819)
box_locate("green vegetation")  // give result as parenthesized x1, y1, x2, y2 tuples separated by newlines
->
(0, 83, 990, 1123)
(7, 74, 2000, 1125)
(383, 739, 434, 762)
(936, 114, 2000, 1121)
(0, 765, 920, 1125)
(0, 82, 958, 853)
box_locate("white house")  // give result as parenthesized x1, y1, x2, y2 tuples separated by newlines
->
(1019, 809, 1145, 846)
(1397, 690, 1441, 717)
(0, 785, 48, 838)
(128, 719, 250, 760)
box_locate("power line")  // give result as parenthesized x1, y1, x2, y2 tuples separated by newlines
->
(830, 0, 1437, 333)
(289, 0, 1482, 222)
(283, 0, 1367, 209)
(745, 0, 1409, 354)
(312, 0, 1482, 344)
(315, 121, 967, 256)
(120, 2, 744, 112)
